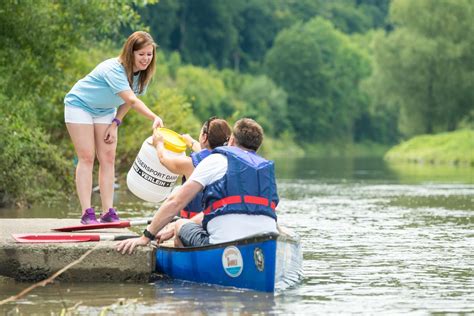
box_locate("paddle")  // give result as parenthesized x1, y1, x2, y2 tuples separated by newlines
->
(51, 219, 152, 232)
(12, 233, 139, 243)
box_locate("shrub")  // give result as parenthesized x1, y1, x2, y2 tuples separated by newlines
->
(0, 113, 74, 207)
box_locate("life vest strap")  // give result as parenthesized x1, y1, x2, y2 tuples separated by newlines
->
(203, 195, 276, 215)
(180, 210, 200, 219)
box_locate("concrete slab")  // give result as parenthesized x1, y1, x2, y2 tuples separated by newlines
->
(0, 219, 154, 282)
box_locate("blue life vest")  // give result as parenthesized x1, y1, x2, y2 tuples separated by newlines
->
(201, 146, 278, 230)
(191, 148, 211, 167)
(180, 149, 211, 219)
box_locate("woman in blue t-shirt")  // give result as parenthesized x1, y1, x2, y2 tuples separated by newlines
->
(64, 31, 163, 225)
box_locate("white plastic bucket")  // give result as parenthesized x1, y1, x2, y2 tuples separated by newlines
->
(127, 129, 186, 203)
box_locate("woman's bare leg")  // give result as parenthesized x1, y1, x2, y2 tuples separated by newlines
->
(94, 124, 117, 214)
(66, 123, 95, 213)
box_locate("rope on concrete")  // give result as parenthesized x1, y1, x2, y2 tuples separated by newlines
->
(0, 244, 100, 306)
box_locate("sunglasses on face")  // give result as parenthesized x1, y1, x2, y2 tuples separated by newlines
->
(203, 116, 217, 134)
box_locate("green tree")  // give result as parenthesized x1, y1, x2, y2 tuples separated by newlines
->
(233, 0, 284, 71)
(139, 0, 181, 49)
(141, 0, 241, 68)
(238, 75, 290, 137)
(140, 0, 389, 72)
(175, 66, 229, 121)
(265, 17, 371, 142)
(273, 0, 389, 34)
(141, 0, 389, 71)
(357, 0, 390, 29)
(355, 30, 400, 144)
(367, 0, 474, 137)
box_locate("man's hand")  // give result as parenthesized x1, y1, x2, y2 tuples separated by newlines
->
(156, 222, 176, 243)
(116, 235, 150, 255)
(104, 124, 118, 144)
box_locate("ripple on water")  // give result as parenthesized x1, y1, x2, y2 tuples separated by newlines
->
(276, 181, 474, 314)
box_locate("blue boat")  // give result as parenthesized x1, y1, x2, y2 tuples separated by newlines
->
(155, 230, 303, 292)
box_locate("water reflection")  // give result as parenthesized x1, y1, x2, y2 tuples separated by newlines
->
(274, 156, 396, 182)
(274, 156, 474, 184)
(152, 279, 277, 314)
(0, 280, 278, 315)
(386, 161, 474, 184)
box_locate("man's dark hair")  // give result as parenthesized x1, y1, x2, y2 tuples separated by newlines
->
(232, 118, 263, 151)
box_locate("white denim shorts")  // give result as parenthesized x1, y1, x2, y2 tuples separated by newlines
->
(64, 105, 116, 125)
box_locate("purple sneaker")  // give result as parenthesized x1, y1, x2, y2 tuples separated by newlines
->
(81, 207, 99, 225)
(100, 208, 120, 223)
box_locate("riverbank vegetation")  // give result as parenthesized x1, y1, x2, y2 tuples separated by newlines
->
(1, 0, 472, 207)
(385, 130, 474, 166)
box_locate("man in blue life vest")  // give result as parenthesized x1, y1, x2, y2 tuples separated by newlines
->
(117, 118, 279, 254)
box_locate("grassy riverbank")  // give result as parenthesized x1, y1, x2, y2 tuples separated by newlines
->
(385, 129, 474, 166)
(261, 139, 389, 159)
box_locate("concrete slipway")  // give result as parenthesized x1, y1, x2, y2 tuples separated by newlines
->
(0, 219, 154, 282)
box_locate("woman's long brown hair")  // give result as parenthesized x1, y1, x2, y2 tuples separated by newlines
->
(119, 31, 157, 94)
(204, 117, 232, 149)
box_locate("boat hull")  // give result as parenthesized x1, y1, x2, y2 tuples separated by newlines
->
(155, 232, 302, 292)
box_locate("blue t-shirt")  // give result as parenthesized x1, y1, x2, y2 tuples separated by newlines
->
(64, 58, 145, 117)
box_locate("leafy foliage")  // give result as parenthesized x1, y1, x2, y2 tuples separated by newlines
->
(265, 17, 371, 142)
(175, 66, 229, 120)
(0, 112, 74, 207)
(237, 75, 290, 137)
(139, 0, 389, 71)
(366, 0, 474, 137)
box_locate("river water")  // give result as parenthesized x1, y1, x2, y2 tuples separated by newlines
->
(1, 157, 473, 315)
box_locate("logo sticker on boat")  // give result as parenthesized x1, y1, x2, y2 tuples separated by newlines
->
(254, 247, 265, 271)
(222, 246, 243, 277)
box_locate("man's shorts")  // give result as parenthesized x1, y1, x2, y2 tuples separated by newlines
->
(178, 222, 210, 247)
